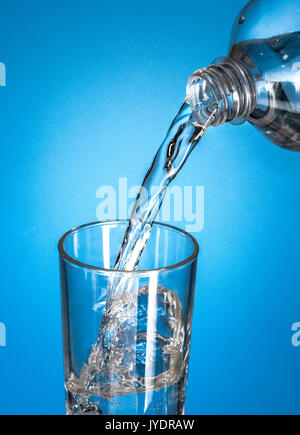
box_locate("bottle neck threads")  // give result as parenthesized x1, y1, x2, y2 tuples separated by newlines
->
(187, 57, 256, 127)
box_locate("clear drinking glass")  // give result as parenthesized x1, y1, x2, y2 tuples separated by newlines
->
(59, 220, 199, 415)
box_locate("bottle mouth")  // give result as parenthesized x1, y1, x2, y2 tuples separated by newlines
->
(186, 57, 256, 127)
(186, 72, 219, 127)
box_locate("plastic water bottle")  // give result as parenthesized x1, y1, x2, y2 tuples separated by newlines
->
(187, 0, 300, 151)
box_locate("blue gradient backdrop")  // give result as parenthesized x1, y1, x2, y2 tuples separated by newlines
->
(0, 0, 299, 415)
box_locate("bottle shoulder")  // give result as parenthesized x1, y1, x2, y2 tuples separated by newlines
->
(230, 32, 300, 151)
(230, 0, 300, 46)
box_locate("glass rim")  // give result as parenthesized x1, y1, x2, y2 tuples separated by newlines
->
(58, 220, 199, 275)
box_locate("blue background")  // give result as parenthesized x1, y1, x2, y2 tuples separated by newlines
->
(0, 0, 299, 415)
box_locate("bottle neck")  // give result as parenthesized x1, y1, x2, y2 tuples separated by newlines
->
(186, 57, 256, 127)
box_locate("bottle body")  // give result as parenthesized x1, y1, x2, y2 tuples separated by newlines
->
(187, 0, 300, 151)
(230, 31, 300, 151)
